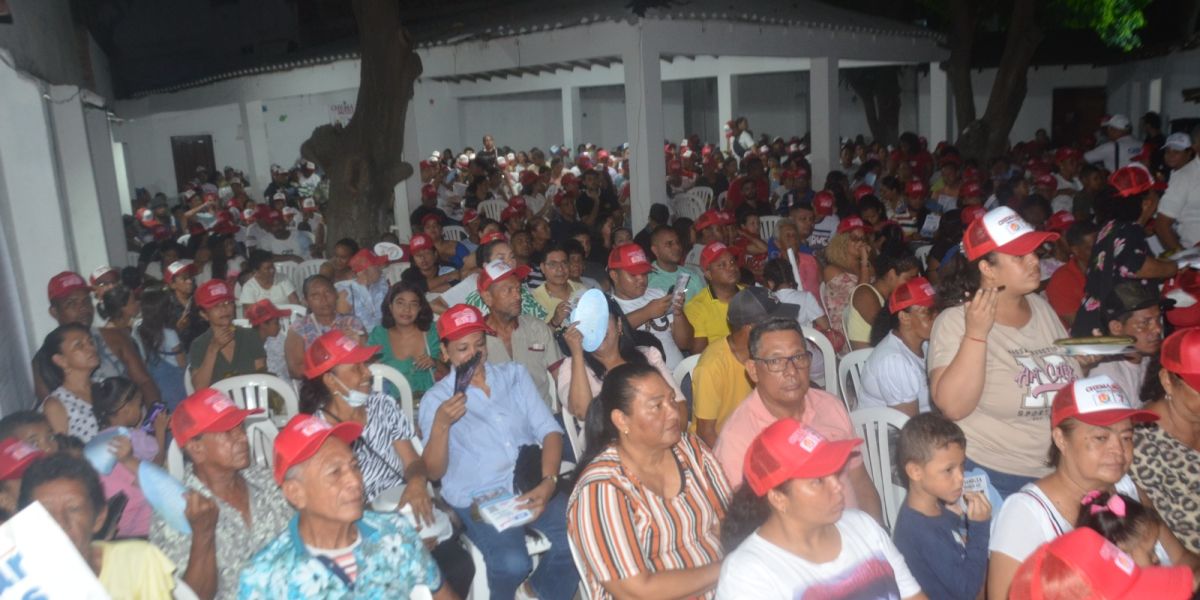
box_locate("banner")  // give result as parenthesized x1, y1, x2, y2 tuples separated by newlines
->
(0, 502, 109, 599)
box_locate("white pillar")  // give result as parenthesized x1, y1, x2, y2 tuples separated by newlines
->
(928, 63, 950, 146)
(81, 98, 128, 266)
(717, 72, 738, 145)
(240, 100, 271, 192)
(48, 85, 106, 274)
(394, 89, 420, 242)
(1149, 78, 1163, 115)
(623, 32, 667, 232)
(562, 87, 583, 153)
(808, 57, 839, 181)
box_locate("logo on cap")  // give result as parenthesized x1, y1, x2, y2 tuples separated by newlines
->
(789, 429, 823, 453)
(204, 394, 234, 412)
(453, 310, 477, 327)
(300, 418, 331, 437)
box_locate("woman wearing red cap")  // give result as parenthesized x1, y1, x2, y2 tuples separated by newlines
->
(1133, 328, 1200, 555)
(859, 277, 937, 415)
(717, 419, 924, 599)
(988, 375, 1197, 599)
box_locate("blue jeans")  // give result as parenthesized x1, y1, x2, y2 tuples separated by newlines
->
(965, 458, 1038, 500)
(453, 492, 579, 600)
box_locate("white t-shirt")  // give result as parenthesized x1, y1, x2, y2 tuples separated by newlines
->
(238, 274, 296, 306)
(773, 287, 829, 386)
(990, 475, 1167, 564)
(717, 510, 922, 600)
(258, 230, 307, 258)
(612, 288, 684, 369)
(685, 243, 705, 268)
(859, 332, 930, 413)
(1051, 193, 1075, 215)
(1083, 136, 1142, 172)
(1157, 157, 1200, 248)
(1054, 173, 1083, 193)
(1092, 357, 1151, 407)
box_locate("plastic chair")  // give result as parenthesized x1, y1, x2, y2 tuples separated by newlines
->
(295, 258, 326, 290)
(184, 367, 195, 395)
(690, 186, 714, 208)
(672, 354, 700, 392)
(383, 262, 409, 285)
(914, 244, 933, 271)
(368, 363, 415, 425)
(850, 406, 911, 532)
(837, 348, 874, 412)
(167, 417, 280, 480)
(273, 263, 298, 293)
(442, 225, 468, 242)
(758, 215, 782, 241)
(671, 193, 705, 223)
(210, 374, 299, 421)
(477, 199, 507, 221)
(561, 406, 586, 468)
(801, 326, 838, 400)
(715, 191, 728, 210)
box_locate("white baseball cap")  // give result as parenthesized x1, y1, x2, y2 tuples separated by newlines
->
(1101, 114, 1131, 130)
(1163, 132, 1192, 151)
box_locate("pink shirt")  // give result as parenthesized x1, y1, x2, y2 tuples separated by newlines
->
(795, 252, 821, 299)
(101, 462, 153, 538)
(713, 388, 863, 508)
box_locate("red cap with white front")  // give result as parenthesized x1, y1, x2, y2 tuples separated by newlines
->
(962, 206, 1058, 261)
(889, 277, 936, 314)
(743, 419, 862, 496)
(164, 259, 196, 284)
(1050, 375, 1158, 428)
(436, 304, 496, 342)
(408, 233, 436, 255)
(608, 243, 653, 275)
(477, 259, 531, 292)
(273, 414, 363, 484)
(89, 266, 119, 286)
(700, 242, 733, 270)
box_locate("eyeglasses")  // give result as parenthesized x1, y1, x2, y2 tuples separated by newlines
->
(752, 352, 813, 373)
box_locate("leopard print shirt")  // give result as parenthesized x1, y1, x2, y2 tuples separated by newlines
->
(1133, 424, 1200, 554)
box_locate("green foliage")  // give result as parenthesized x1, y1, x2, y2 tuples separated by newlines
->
(1055, 0, 1150, 49)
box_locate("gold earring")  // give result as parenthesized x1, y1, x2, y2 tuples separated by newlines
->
(623, 430, 629, 436)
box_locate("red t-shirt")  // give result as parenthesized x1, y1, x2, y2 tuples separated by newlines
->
(1046, 260, 1086, 325)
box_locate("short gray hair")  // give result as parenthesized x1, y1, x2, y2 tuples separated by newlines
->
(748, 317, 804, 358)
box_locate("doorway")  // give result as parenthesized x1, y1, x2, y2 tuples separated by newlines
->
(170, 135, 216, 191)
(1051, 88, 1107, 147)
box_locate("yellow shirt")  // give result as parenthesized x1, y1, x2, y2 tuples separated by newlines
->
(690, 336, 753, 433)
(684, 286, 740, 343)
(530, 280, 586, 323)
(96, 540, 178, 599)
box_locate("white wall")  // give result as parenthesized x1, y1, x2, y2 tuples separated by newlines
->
(1107, 47, 1200, 134)
(261, 88, 359, 171)
(459, 90, 563, 151)
(111, 103, 247, 196)
(0, 0, 84, 86)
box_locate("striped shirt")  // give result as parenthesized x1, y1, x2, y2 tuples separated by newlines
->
(317, 392, 416, 503)
(307, 538, 360, 583)
(568, 433, 732, 600)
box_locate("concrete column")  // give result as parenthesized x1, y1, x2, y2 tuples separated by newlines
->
(394, 89, 420, 242)
(808, 57, 840, 182)
(1149, 78, 1163, 115)
(717, 72, 738, 145)
(927, 63, 950, 146)
(562, 86, 583, 153)
(240, 100, 271, 192)
(48, 85, 107, 275)
(623, 32, 667, 232)
(81, 98, 128, 266)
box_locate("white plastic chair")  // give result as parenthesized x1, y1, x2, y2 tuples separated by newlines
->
(368, 363, 415, 425)
(273, 263, 298, 292)
(914, 244, 933, 271)
(167, 417, 280, 480)
(295, 258, 326, 290)
(837, 348, 874, 412)
(850, 406, 911, 532)
(715, 191, 728, 210)
(801, 326, 838, 400)
(561, 405, 586, 467)
(477, 199, 507, 221)
(672, 354, 700, 392)
(184, 367, 195, 395)
(383, 262, 409, 285)
(758, 216, 782, 241)
(690, 186, 714, 208)
(442, 225, 468, 242)
(210, 374, 300, 421)
(671, 193, 705, 223)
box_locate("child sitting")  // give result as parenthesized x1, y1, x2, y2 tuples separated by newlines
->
(0, 438, 45, 522)
(92, 377, 166, 538)
(892, 413, 991, 600)
(1076, 490, 1163, 567)
(0, 410, 61, 455)
(246, 299, 293, 386)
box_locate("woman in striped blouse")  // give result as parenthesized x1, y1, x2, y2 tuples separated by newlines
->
(567, 363, 731, 600)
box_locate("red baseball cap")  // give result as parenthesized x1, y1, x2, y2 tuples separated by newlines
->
(962, 166, 981, 183)
(1164, 274, 1200, 328)
(0, 438, 43, 481)
(462, 209, 480, 225)
(421, 183, 438, 200)
(48, 271, 89, 302)
(1051, 375, 1158, 428)
(960, 205, 986, 227)
(520, 170, 539, 188)
(304, 329, 380, 379)
(852, 185, 875, 202)
(1109, 165, 1156, 198)
(1160, 328, 1200, 391)
(135, 207, 157, 227)
(507, 196, 527, 210)
(889, 277, 936, 314)
(164, 259, 196, 284)
(905, 179, 927, 198)
(88, 266, 119, 287)
(348, 249, 388, 273)
(408, 233, 436, 256)
(501, 205, 523, 221)
(1055, 147, 1081, 163)
(939, 154, 962, 169)
(1046, 211, 1076, 234)
(744, 419, 862, 496)
(700, 242, 734, 270)
(1011, 528, 1193, 600)
(962, 207, 1058, 262)
(837, 216, 871, 235)
(479, 231, 508, 246)
(245, 299, 292, 326)
(420, 213, 441, 228)
(813, 191, 835, 217)
(560, 173, 578, 187)
(436, 304, 495, 342)
(171, 388, 264, 447)
(273, 414, 363, 484)
(195, 280, 235, 309)
(961, 181, 983, 198)
(608, 243, 653, 275)
(694, 210, 724, 232)
(478, 259, 531, 292)
(1035, 173, 1058, 192)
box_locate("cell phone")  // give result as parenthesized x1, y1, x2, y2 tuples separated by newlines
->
(141, 402, 167, 435)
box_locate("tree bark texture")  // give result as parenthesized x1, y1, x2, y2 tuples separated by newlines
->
(300, 0, 423, 252)
(844, 66, 902, 146)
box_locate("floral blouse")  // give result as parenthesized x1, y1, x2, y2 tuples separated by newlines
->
(1071, 219, 1151, 337)
(822, 271, 859, 354)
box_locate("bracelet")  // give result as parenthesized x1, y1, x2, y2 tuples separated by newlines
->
(542, 474, 558, 487)
(965, 335, 987, 343)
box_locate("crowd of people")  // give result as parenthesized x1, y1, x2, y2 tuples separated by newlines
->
(4, 110, 1200, 599)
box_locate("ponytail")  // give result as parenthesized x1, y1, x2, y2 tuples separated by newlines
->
(721, 484, 773, 552)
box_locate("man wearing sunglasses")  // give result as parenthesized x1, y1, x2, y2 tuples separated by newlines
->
(713, 317, 883, 524)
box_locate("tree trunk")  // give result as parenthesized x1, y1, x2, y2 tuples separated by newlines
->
(945, 0, 979, 140)
(844, 66, 902, 146)
(950, 0, 1044, 162)
(300, 0, 423, 253)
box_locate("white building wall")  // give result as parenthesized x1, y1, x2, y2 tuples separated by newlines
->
(459, 90, 563, 152)
(111, 103, 248, 196)
(261, 88, 359, 171)
(1107, 47, 1200, 134)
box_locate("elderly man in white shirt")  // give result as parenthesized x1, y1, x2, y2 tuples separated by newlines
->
(1083, 114, 1142, 172)
(1154, 132, 1200, 253)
